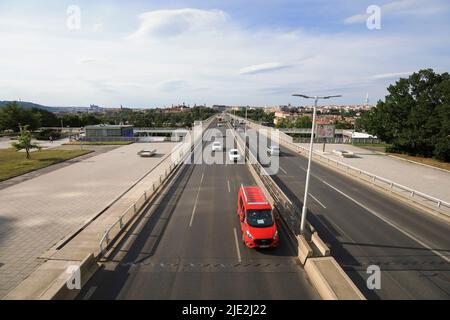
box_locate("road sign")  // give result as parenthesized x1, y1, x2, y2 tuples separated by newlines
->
(316, 124, 335, 138)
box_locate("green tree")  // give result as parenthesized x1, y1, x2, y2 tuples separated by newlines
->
(32, 108, 59, 127)
(360, 69, 450, 161)
(0, 102, 41, 131)
(12, 125, 41, 159)
(294, 116, 312, 128)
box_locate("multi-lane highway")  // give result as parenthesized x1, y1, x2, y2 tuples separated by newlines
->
(237, 124, 450, 299)
(77, 122, 319, 300)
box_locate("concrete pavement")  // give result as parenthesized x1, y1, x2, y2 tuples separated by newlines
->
(0, 142, 178, 298)
(0, 137, 70, 151)
(296, 143, 450, 203)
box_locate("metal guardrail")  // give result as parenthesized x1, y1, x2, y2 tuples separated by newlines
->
(285, 139, 450, 213)
(98, 118, 215, 255)
(230, 114, 450, 215)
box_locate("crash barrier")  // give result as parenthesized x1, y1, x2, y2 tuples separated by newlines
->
(40, 254, 97, 300)
(230, 115, 450, 217)
(229, 119, 365, 300)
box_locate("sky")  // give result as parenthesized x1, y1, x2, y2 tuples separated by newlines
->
(1, 0, 450, 108)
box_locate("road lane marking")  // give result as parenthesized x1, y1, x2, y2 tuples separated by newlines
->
(309, 193, 327, 209)
(82, 286, 97, 300)
(320, 179, 450, 264)
(280, 166, 288, 175)
(227, 180, 231, 193)
(189, 169, 205, 227)
(233, 228, 242, 262)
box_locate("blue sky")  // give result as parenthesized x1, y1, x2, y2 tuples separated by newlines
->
(1, 0, 450, 107)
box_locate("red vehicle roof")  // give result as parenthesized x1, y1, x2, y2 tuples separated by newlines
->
(241, 186, 270, 206)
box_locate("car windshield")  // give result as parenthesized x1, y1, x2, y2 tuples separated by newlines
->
(246, 210, 274, 228)
(231, 150, 238, 154)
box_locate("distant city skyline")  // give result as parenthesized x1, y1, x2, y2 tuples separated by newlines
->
(1, 0, 449, 107)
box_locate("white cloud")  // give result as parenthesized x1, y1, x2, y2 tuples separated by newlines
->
(372, 72, 413, 80)
(344, 0, 449, 24)
(92, 23, 103, 32)
(238, 62, 293, 75)
(128, 8, 229, 40)
(158, 79, 189, 92)
(0, 6, 449, 107)
(78, 58, 97, 65)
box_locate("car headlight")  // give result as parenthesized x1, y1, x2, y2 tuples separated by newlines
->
(246, 229, 253, 240)
(273, 231, 278, 240)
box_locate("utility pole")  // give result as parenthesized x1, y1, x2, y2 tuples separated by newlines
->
(292, 93, 342, 234)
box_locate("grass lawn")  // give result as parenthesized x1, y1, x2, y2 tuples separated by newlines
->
(386, 153, 450, 171)
(64, 141, 134, 145)
(353, 143, 449, 170)
(0, 148, 92, 181)
(353, 143, 392, 153)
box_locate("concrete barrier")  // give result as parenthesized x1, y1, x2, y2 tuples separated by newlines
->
(297, 235, 313, 265)
(5, 253, 98, 300)
(304, 257, 365, 300)
(311, 232, 331, 257)
(41, 253, 98, 300)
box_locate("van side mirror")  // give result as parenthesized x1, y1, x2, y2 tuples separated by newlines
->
(240, 215, 245, 222)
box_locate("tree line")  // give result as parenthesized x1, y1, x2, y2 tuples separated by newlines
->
(359, 69, 450, 162)
(0, 102, 217, 132)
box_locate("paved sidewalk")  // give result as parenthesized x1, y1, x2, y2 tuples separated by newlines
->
(0, 137, 70, 151)
(0, 145, 119, 191)
(296, 143, 450, 203)
(0, 142, 177, 298)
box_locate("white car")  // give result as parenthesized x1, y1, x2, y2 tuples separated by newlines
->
(267, 145, 280, 156)
(137, 149, 156, 157)
(228, 149, 241, 162)
(212, 141, 222, 152)
(332, 149, 355, 158)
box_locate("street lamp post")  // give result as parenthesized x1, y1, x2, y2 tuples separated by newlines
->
(292, 93, 342, 234)
(245, 105, 248, 134)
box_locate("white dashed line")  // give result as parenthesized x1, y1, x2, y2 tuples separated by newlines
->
(82, 286, 97, 300)
(233, 228, 242, 262)
(189, 170, 204, 227)
(309, 193, 327, 209)
(320, 179, 450, 264)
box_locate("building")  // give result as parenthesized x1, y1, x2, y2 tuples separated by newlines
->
(342, 130, 378, 143)
(85, 124, 134, 141)
(212, 105, 227, 112)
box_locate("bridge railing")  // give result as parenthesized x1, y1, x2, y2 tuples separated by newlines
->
(99, 117, 215, 255)
(230, 114, 450, 216)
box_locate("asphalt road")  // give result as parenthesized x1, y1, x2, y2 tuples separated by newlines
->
(238, 126, 450, 299)
(77, 123, 319, 300)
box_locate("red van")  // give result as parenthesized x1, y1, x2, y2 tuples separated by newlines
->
(237, 186, 279, 248)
